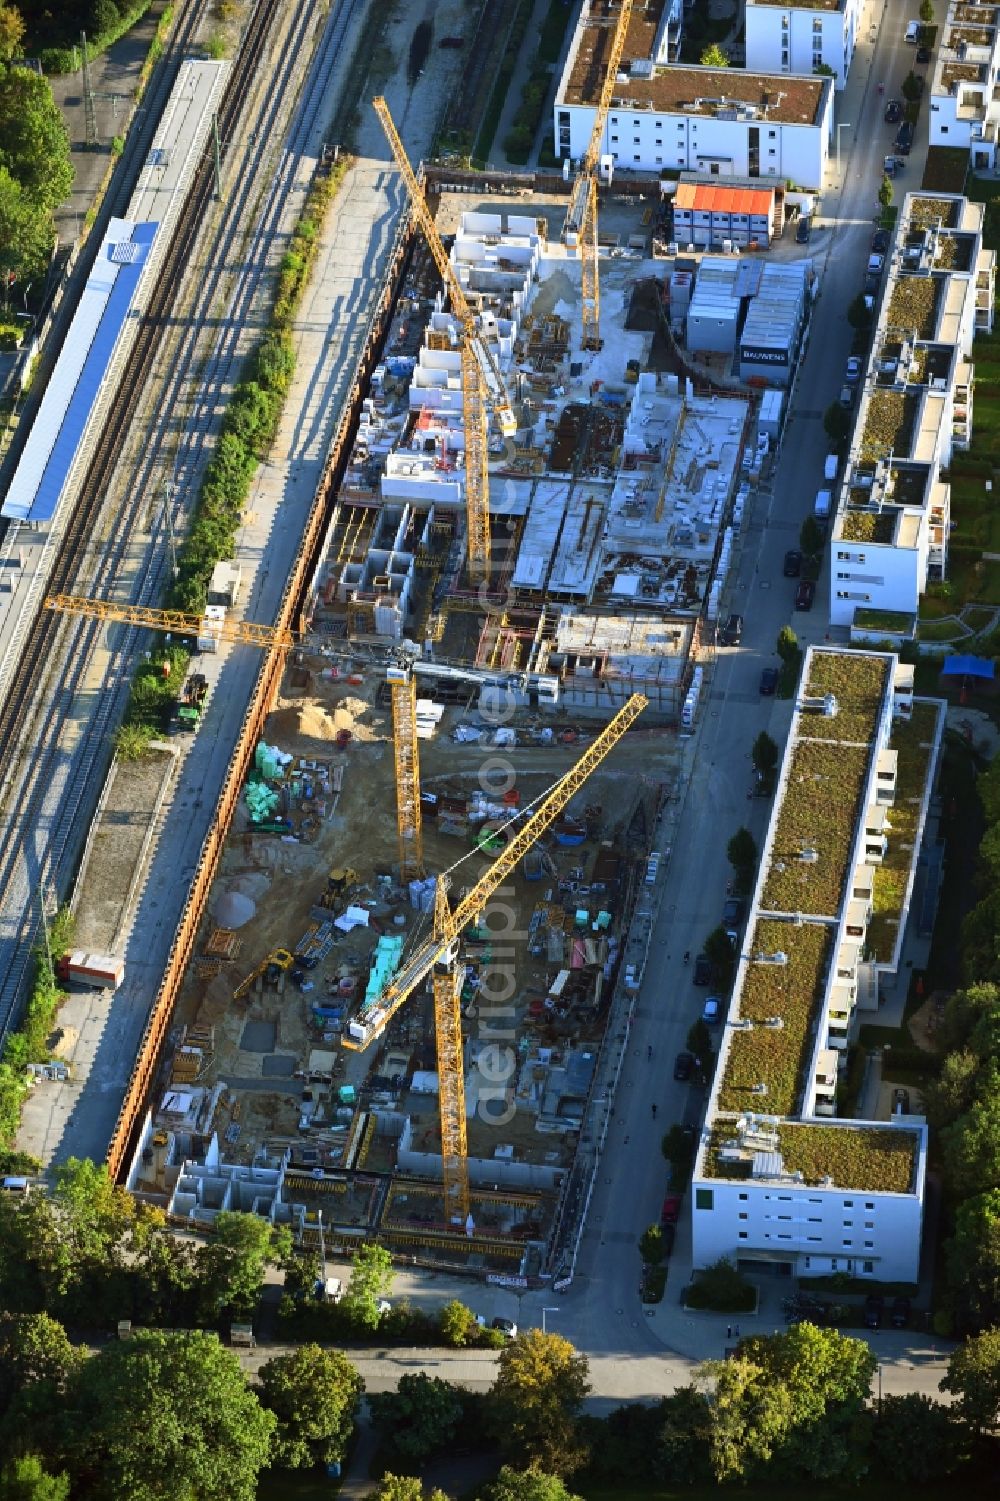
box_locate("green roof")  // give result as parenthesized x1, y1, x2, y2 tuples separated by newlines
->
(704, 1120, 919, 1193)
(867, 702, 940, 961)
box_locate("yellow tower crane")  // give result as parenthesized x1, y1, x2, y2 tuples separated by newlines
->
(373, 96, 516, 587)
(562, 0, 634, 350)
(45, 593, 426, 889)
(342, 693, 647, 1222)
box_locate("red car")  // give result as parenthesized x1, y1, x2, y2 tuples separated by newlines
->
(661, 1194, 682, 1227)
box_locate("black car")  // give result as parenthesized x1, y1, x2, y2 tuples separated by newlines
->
(795, 216, 812, 244)
(895, 122, 913, 155)
(693, 953, 713, 986)
(916, 45, 931, 64)
(872, 228, 890, 255)
(884, 99, 902, 124)
(673, 1051, 694, 1081)
(783, 549, 803, 578)
(890, 1296, 911, 1329)
(722, 897, 746, 939)
(864, 1295, 884, 1330)
(660, 1220, 676, 1257)
(795, 579, 815, 611)
(720, 613, 743, 646)
(760, 666, 779, 696)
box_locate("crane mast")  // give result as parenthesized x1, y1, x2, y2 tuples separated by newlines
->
(562, 0, 634, 349)
(388, 667, 424, 881)
(373, 96, 516, 586)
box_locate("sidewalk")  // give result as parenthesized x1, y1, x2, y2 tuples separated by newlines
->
(488, 0, 554, 170)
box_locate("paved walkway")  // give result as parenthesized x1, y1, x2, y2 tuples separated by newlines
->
(489, 0, 559, 170)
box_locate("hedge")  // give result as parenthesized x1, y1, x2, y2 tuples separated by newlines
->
(0, 908, 75, 1149)
(39, 2, 154, 75)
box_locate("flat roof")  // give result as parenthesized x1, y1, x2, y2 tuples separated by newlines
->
(2, 221, 157, 523)
(749, 0, 843, 8)
(564, 59, 827, 125)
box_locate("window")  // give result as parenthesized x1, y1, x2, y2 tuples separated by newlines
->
(634, 154, 641, 161)
(843, 1239, 853, 1247)
(610, 134, 619, 143)
(843, 1221, 853, 1228)
(769, 148, 777, 156)
(739, 1193, 748, 1201)
(632, 118, 641, 126)
(739, 1231, 748, 1239)
(655, 156, 662, 164)
(610, 116, 618, 125)
(863, 1260, 874, 1274)
(864, 1240, 874, 1248)
(768, 129, 777, 139)
(695, 1188, 714, 1211)
(865, 1203, 874, 1210)
(941, 126, 949, 135)
(844, 1201, 854, 1208)
(739, 1212, 748, 1220)
(813, 17, 822, 31)
(865, 1221, 874, 1230)
(633, 136, 640, 144)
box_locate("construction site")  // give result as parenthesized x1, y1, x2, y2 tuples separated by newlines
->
(92, 12, 756, 1274)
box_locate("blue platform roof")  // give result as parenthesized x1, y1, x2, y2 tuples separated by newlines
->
(2, 219, 157, 524)
(941, 655, 995, 680)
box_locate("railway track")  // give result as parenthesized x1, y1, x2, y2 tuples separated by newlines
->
(0, 0, 297, 1030)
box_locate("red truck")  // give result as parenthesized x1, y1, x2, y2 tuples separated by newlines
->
(56, 952, 125, 990)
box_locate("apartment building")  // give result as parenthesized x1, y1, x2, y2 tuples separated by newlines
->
(691, 648, 945, 1283)
(554, 1, 834, 189)
(745, 0, 862, 90)
(829, 192, 995, 628)
(928, 0, 1000, 169)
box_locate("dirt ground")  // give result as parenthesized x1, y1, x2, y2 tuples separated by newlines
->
(171, 660, 680, 1187)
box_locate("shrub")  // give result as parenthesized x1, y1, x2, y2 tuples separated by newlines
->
(685, 1257, 756, 1312)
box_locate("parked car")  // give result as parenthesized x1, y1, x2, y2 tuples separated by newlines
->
(846, 355, 862, 384)
(864, 1295, 884, 1329)
(905, 19, 920, 42)
(884, 154, 904, 177)
(722, 897, 745, 939)
(783, 548, 803, 577)
(759, 665, 779, 696)
(795, 579, 815, 611)
(895, 122, 914, 155)
(720, 613, 743, 645)
(893, 1087, 911, 1114)
(839, 384, 854, 410)
(673, 1050, 695, 1081)
(491, 1317, 517, 1338)
(661, 1194, 682, 1226)
(702, 997, 721, 1025)
(891, 1296, 911, 1329)
(659, 1220, 676, 1257)
(916, 45, 931, 64)
(872, 228, 890, 255)
(795, 216, 812, 244)
(884, 98, 902, 124)
(693, 953, 713, 986)
(867, 253, 884, 276)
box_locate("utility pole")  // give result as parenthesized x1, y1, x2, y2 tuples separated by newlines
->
(82, 33, 98, 149)
(162, 482, 178, 578)
(212, 113, 222, 199)
(37, 877, 53, 976)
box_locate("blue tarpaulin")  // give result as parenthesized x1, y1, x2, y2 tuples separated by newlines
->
(941, 655, 995, 680)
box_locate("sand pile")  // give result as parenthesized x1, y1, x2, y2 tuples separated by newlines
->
(267, 695, 379, 745)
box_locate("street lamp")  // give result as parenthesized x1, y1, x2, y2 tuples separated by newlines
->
(542, 1306, 559, 1334)
(836, 122, 852, 176)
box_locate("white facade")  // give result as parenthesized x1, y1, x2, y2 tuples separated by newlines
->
(745, 0, 861, 91)
(929, 1, 1000, 168)
(554, 56, 834, 190)
(829, 192, 995, 628)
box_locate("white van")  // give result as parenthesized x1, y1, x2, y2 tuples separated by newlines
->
(905, 20, 920, 42)
(814, 489, 832, 520)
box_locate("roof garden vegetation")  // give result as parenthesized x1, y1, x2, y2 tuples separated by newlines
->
(841, 510, 897, 545)
(887, 278, 940, 340)
(800, 651, 889, 744)
(762, 742, 870, 915)
(717, 919, 831, 1116)
(909, 196, 961, 232)
(776, 1124, 917, 1193)
(860, 391, 917, 462)
(868, 702, 940, 961)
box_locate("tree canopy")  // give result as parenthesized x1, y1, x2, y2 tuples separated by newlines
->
(258, 1343, 363, 1470)
(342, 1242, 394, 1330)
(480, 1469, 583, 1501)
(64, 1330, 275, 1501)
(489, 1331, 591, 1476)
(940, 1328, 1000, 1432)
(369, 1373, 464, 1465)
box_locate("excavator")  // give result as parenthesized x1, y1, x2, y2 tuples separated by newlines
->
(232, 947, 294, 1003)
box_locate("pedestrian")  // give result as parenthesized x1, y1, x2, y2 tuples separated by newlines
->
(726, 1324, 732, 1340)
(651, 1103, 657, 1119)
(734, 1324, 740, 1338)
(624, 1135, 630, 1145)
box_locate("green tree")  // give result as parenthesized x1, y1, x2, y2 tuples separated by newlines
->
(687, 1255, 752, 1312)
(901, 71, 923, 103)
(66, 1330, 274, 1501)
(945, 1191, 1000, 1333)
(976, 758, 1000, 826)
(726, 827, 757, 883)
(639, 1224, 666, 1265)
(439, 1298, 479, 1348)
(776, 626, 799, 666)
(799, 514, 824, 557)
(343, 1243, 395, 1330)
(0, 1312, 83, 1437)
(700, 1355, 794, 1481)
(919, 0, 934, 18)
(0, 1457, 69, 1501)
(195, 1210, 292, 1318)
(258, 1344, 362, 1470)
(369, 1373, 464, 1465)
(940, 984, 1000, 1053)
(0, 8, 24, 64)
(940, 1327, 1000, 1432)
(481, 1469, 583, 1501)
(700, 43, 728, 67)
(823, 401, 851, 448)
(922, 1048, 979, 1130)
(51, 1158, 134, 1263)
(702, 925, 735, 977)
(0, 64, 73, 212)
(942, 1084, 1000, 1199)
(752, 730, 779, 777)
(656, 1386, 712, 1483)
(875, 1394, 964, 1481)
(878, 173, 895, 211)
(0, 165, 51, 284)
(847, 291, 873, 331)
(490, 1330, 591, 1475)
(685, 1019, 713, 1065)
